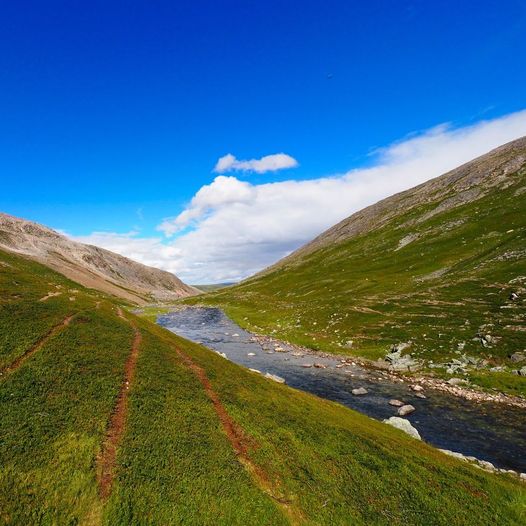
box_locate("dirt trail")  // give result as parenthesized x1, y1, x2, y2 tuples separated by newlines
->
(97, 310, 142, 500)
(0, 315, 74, 377)
(172, 345, 303, 525)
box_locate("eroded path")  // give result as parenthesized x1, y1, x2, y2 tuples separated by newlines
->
(97, 308, 142, 500)
(171, 344, 303, 525)
(0, 314, 74, 377)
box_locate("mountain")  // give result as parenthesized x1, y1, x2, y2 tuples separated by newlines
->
(0, 212, 196, 304)
(1, 246, 523, 524)
(187, 137, 526, 396)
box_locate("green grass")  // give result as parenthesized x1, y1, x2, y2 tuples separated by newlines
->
(1, 248, 525, 524)
(183, 171, 526, 396)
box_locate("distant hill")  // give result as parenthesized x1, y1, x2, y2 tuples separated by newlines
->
(0, 212, 196, 304)
(188, 137, 526, 395)
(192, 282, 235, 292)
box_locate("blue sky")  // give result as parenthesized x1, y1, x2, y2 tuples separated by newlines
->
(1, 1, 526, 282)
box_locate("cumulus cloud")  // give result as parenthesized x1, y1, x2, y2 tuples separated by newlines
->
(213, 152, 299, 173)
(74, 110, 526, 283)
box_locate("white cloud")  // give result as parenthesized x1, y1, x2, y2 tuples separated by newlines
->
(74, 110, 526, 284)
(213, 152, 299, 173)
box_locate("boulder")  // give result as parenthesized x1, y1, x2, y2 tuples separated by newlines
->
(410, 384, 424, 392)
(398, 404, 416, 416)
(518, 366, 526, 377)
(383, 417, 421, 440)
(352, 387, 368, 396)
(447, 377, 465, 386)
(389, 399, 404, 407)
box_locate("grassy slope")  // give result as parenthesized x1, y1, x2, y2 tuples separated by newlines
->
(1, 248, 525, 525)
(185, 169, 526, 396)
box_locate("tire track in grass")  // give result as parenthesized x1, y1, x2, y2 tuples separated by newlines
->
(171, 344, 304, 525)
(0, 314, 74, 378)
(97, 309, 142, 500)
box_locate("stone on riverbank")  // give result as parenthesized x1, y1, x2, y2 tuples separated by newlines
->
(383, 417, 421, 440)
(389, 399, 404, 407)
(264, 373, 286, 384)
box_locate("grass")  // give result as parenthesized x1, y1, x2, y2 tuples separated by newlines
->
(1, 248, 525, 524)
(183, 171, 526, 396)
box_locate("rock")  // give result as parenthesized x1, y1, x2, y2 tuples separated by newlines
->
(415, 392, 427, 399)
(510, 291, 519, 301)
(510, 352, 525, 363)
(410, 384, 424, 392)
(264, 373, 286, 384)
(518, 366, 526, 377)
(301, 363, 313, 368)
(520, 473, 526, 481)
(247, 352, 256, 356)
(457, 342, 466, 351)
(232, 333, 239, 337)
(478, 460, 495, 471)
(389, 399, 404, 407)
(439, 449, 467, 461)
(352, 387, 368, 396)
(391, 342, 412, 353)
(313, 363, 327, 369)
(398, 404, 416, 416)
(249, 368, 261, 374)
(383, 417, 421, 440)
(447, 377, 465, 386)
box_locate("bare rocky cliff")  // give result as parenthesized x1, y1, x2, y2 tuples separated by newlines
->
(0, 213, 197, 304)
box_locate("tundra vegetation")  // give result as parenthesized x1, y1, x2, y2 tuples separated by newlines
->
(1, 248, 525, 524)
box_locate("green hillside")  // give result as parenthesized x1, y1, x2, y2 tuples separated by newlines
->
(185, 139, 526, 397)
(1, 249, 525, 524)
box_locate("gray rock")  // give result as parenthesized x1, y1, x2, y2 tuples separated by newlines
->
(510, 352, 525, 363)
(352, 387, 368, 396)
(415, 392, 427, 399)
(447, 377, 465, 386)
(264, 373, 286, 384)
(398, 404, 416, 416)
(518, 366, 526, 377)
(383, 417, 421, 440)
(389, 399, 404, 407)
(410, 384, 424, 392)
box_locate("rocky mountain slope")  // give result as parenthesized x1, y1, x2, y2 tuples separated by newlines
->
(0, 213, 196, 304)
(187, 136, 526, 396)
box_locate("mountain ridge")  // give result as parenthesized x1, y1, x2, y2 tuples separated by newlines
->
(255, 136, 526, 278)
(0, 212, 196, 304)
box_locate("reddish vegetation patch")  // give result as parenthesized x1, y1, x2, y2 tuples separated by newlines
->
(172, 345, 302, 524)
(0, 314, 74, 376)
(97, 314, 142, 500)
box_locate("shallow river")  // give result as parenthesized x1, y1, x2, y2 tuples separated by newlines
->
(158, 307, 526, 472)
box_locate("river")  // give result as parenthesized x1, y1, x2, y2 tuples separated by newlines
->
(158, 307, 526, 473)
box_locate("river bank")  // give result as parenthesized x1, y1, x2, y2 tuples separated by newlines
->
(156, 306, 526, 474)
